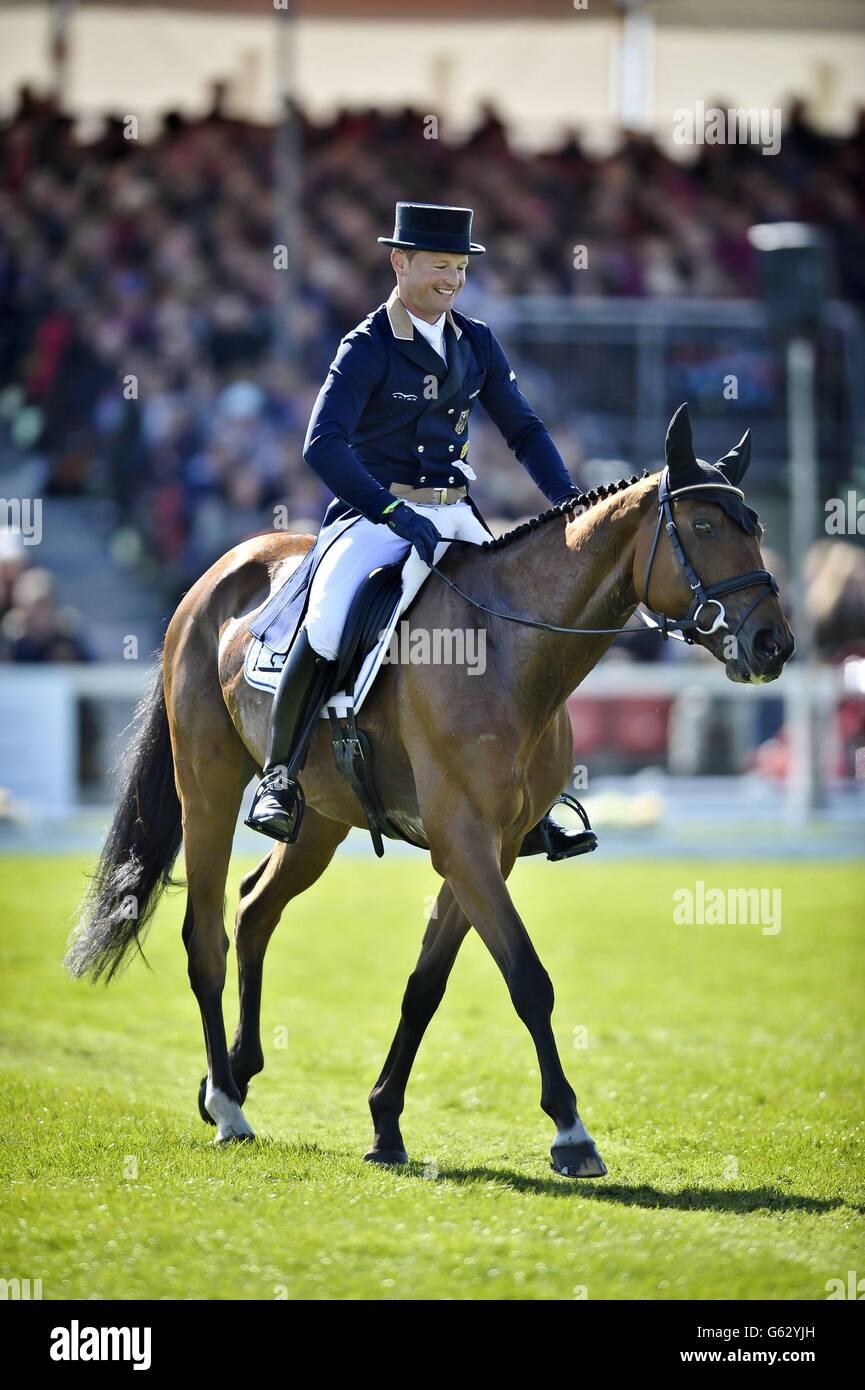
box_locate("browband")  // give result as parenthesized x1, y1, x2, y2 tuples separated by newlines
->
(666, 481, 746, 501)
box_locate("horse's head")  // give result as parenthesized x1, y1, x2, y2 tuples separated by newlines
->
(634, 404, 795, 683)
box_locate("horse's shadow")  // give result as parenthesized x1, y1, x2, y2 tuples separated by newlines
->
(202, 1139, 861, 1216)
(412, 1165, 862, 1216)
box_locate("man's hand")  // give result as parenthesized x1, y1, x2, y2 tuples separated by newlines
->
(381, 501, 442, 565)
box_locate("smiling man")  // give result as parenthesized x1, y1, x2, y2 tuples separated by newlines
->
(245, 201, 590, 858)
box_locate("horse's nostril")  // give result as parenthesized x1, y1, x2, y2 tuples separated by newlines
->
(753, 628, 780, 661)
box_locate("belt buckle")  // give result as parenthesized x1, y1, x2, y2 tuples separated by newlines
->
(433, 486, 448, 504)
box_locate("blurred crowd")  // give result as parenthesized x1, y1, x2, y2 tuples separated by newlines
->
(0, 527, 89, 662)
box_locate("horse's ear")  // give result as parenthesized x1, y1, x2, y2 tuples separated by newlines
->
(716, 429, 752, 486)
(665, 402, 696, 480)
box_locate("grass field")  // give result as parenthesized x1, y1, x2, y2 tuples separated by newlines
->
(1, 851, 863, 1301)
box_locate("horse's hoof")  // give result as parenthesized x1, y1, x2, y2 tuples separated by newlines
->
(213, 1130, 256, 1146)
(363, 1148, 409, 1166)
(550, 1142, 608, 1178)
(198, 1076, 216, 1126)
(201, 1070, 250, 1123)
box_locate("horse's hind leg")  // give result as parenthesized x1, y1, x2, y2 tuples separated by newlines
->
(366, 881, 470, 1166)
(195, 846, 271, 1125)
(177, 748, 255, 1143)
(227, 809, 350, 1103)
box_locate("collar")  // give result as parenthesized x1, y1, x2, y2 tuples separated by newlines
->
(386, 287, 462, 342)
(406, 306, 446, 341)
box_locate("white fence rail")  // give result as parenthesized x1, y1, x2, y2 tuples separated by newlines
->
(0, 661, 851, 818)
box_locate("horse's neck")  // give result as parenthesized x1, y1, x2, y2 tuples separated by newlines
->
(483, 482, 654, 727)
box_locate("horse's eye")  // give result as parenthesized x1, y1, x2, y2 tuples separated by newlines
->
(693, 518, 713, 537)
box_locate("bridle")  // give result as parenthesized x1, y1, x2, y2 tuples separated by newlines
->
(429, 466, 780, 644)
(636, 467, 779, 644)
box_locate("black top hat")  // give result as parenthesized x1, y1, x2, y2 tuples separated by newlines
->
(378, 202, 486, 255)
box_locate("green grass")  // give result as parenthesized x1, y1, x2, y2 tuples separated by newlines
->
(0, 852, 863, 1301)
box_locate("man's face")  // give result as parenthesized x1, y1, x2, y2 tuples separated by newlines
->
(393, 249, 468, 320)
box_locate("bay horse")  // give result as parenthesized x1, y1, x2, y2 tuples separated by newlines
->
(66, 406, 794, 1178)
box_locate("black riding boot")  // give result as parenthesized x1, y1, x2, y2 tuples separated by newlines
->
(518, 794, 598, 862)
(244, 630, 337, 844)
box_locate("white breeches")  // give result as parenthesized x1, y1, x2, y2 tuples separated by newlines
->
(303, 498, 490, 661)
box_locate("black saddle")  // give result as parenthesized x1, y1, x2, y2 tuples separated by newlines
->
(331, 561, 404, 697)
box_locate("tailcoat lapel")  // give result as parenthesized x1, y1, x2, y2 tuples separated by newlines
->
(385, 287, 467, 407)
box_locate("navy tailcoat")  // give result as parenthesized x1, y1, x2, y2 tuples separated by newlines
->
(248, 288, 574, 653)
(304, 287, 574, 527)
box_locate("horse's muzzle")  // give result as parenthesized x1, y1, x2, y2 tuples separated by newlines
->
(726, 624, 795, 684)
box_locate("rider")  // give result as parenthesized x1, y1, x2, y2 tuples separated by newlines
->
(246, 201, 589, 855)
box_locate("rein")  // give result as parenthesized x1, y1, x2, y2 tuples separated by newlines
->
(429, 468, 779, 645)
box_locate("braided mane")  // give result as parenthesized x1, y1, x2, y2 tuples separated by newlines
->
(481, 472, 647, 552)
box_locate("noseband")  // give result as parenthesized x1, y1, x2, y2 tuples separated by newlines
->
(638, 466, 779, 644)
(429, 468, 779, 641)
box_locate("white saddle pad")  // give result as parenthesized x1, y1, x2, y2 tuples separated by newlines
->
(241, 543, 448, 717)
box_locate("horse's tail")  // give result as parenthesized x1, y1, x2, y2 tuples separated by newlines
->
(64, 658, 183, 983)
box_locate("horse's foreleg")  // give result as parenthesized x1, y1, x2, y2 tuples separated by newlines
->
(432, 818, 606, 1179)
(365, 882, 469, 1166)
(230, 809, 349, 1097)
